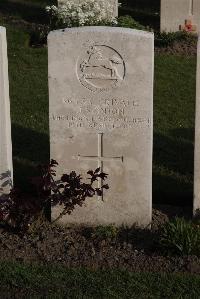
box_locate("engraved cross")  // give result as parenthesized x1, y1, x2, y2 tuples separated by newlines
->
(76, 133, 123, 197)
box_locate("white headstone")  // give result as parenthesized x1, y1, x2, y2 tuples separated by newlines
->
(193, 0, 200, 32)
(58, 0, 118, 18)
(194, 37, 200, 216)
(48, 27, 153, 227)
(161, 0, 198, 33)
(0, 27, 13, 197)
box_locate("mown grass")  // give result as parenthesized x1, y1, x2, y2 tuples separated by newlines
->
(0, 261, 199, 298)
(154, 55, 196, 205)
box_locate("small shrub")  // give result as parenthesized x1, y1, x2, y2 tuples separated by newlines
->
(0, 189, 45, 232)
(0, 160, 109, 232)
(159, 217, 200, 256)
(92, 225, 118, 241)
(29, 25, 49, 47)
(117, 15, 146, 31)
(155, 30, 197, 48)
(37, 160, 109, 223)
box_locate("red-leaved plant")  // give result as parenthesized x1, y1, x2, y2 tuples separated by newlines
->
(38, 160, 109, 223)
(0, 160, 109, 231)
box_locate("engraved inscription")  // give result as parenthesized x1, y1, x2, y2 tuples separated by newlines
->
(77, 45, 125, 92)
(52, 118, 151, 129)
(51, 96, 151, 130)
(51, 114, 151, 130)
(63, 97, 139, 107)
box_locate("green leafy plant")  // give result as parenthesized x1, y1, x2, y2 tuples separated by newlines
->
(159, 217, 200, 256)
(155, 30, 197, 48)
(92, 225, 118, 241)
(29, 25, 50, 47)
(117, 15, 146, 30)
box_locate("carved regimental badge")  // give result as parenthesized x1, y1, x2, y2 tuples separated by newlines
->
(77, 45, 125, 92)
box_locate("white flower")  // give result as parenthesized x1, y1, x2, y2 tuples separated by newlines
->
(45, 0, 117, 27)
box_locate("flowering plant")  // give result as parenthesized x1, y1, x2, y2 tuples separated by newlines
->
(46, 0, 118, 28)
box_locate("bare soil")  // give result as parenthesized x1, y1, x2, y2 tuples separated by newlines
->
(0, 204, 199, 274)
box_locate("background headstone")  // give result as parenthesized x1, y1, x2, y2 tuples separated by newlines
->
(48, 27, 153, 227)
(58, 0, 118, 18)
(0, 26, 13, 197)
(194, 37, 200, 216)
(193, 0, 200, 32)
(161, 0, 198, 33)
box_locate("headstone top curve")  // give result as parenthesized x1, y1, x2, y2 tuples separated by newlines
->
(48, 26, 154, 40)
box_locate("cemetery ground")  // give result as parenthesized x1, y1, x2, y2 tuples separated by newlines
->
(0, 0, 200, 297)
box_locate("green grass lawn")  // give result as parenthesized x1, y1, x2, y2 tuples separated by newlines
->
(154, 55, 196, 205)
(0, 261, 199, 298)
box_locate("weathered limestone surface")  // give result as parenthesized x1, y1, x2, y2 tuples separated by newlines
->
(0, 27, 13, 197)
(194, 37, 200, 216)
(193, 0, 200, 32)
(161, 0, 198, 33)
(58, 0, 118, 17)
(48, 27, 153, 227)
